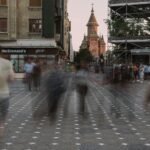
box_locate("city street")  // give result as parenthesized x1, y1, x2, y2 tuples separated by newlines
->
(0, 73, 150, 150)
(1, 0, 150, 150)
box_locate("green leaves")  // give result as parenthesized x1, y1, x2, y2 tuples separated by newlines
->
(74, 48, 93, 63)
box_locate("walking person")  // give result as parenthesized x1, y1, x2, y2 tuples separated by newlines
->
(129, 64, 134, 82)
(133, 64, 138, 82)
(75, 61, 89, 114)
(99, 55, 104, 73)
(46, 62, 66, 120)
(139, 64, 145, 83)
(32, 59, 41, 91)
(0, 55, 14, 137)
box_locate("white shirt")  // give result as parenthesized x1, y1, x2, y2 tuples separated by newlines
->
(0, 57, 14, 98)
(24, 63, 35, 73)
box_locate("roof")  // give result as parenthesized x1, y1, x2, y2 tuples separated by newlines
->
(87, 7, 99, 26)
(0, 39, 57, 48)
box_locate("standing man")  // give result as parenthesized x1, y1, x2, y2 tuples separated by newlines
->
(24, 58, 35, 91)
(0, 55, 14, 137)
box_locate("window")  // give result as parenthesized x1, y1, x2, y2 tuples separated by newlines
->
(29, 19, 42, 33)
(0, 18, 7, 32)
(29, 0, 41, 7)
(0, 0, 7, 5)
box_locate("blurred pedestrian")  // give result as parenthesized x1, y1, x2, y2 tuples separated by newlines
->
(99, 55, 104, 73)
(32, 59, 41, 91)
(75, 61, 88, 114)
(139, 64, 144, 83)
(129, 64, 134, 81)
(133, 64, 138, 82)
(0, 55, 14, 137)
(94, 61, 99, 73)
(144, 85, 150, 110)
(46, 62, 66, 119)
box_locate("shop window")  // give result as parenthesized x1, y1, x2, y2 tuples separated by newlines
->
(0, 0, 7, 5)
(0, 18, 7, 32)
(29, 0, 41, 7)
(29, 19, 42, 33)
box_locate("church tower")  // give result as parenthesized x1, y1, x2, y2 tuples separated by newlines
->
(87, 5, 99, 37)
(80, 5, 106, 58)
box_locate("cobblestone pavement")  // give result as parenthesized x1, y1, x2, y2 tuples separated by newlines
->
(0, 73, 150, 150)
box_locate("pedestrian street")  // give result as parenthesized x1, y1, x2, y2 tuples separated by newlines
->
(1, 73, 150, 150)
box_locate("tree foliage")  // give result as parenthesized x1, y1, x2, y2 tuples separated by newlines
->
(106, 18, 146, 37)
(74, 48, 93, 63)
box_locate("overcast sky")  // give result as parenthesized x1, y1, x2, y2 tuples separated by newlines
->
(68, 0, 108, 51)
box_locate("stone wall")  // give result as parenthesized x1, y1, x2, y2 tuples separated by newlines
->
(0, 0, 42, 40)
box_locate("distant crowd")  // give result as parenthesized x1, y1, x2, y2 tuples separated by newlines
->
(112, 63, 150, 83)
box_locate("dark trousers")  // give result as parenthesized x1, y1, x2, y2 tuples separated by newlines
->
(0, 98, 9, 122)
(77, 84, 88, 113)
(26, 73, 32, 91)
(33, 75, 41, 90)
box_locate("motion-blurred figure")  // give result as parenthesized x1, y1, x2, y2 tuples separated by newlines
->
(99, 55, 104, 73)
(94, 61, 99, 73)
(0, 56, 14, 137)
(75, 61, 88, 114)
(46, 63, 66, 120)
(32, 59, 41, 91)
(139, 64, 144, 83)
(144, 85, 150, 110)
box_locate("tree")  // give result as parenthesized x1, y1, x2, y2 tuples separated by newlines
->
(106, 18, 145, 37)
(106, 18, 129, 37)
(74, 48, 93, 63)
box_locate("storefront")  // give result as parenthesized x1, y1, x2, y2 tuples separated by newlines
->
(131, 49, 150, 64)
(0, 39, 59, 73)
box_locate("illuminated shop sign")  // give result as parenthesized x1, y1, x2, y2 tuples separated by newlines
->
(1, 49, 27, 54)
(0, 48, 58, 55)
(36, 49, 45, 54)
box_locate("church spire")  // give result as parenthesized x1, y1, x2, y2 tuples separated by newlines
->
(91, 3, 94, 14)
(87, 4, 99, 27)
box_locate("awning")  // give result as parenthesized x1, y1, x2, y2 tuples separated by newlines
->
(131, 49, 150, 55)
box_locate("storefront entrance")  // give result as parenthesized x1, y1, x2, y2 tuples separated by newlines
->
(0, 48, 58, 73)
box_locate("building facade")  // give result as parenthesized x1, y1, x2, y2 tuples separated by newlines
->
(80, 7, 106, 59)
(108, 0, 150, 64)
(0, 0, 71, 72)
(63, 0, 71, 58)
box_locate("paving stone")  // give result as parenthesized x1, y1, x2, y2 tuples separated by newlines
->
(0, 76, 150, 150)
